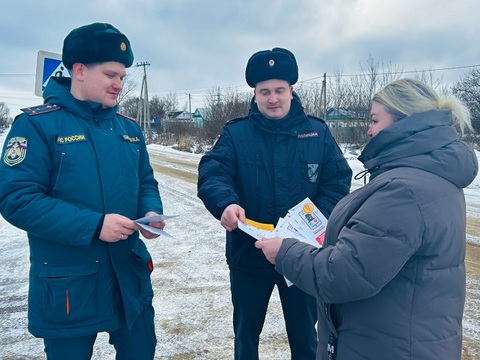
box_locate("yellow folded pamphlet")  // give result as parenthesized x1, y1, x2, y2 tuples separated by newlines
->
(244, 218, 275, 231)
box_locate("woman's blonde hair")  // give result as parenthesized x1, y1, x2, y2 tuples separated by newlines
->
(372, 78, 472, 134)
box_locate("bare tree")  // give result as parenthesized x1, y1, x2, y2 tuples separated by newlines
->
(119, 92, 178, 126)
(149, 94, 177, 121)
(294, 82, 324, 118)
(452, 68, 480, 132)
(118, 96, 139, 118)
(0, 102, 10, 129)
(328, 69, 349, 109)
(117, 75, 137, 106)
(360, 54, 380, 101)
(202, 88, 250, 141)
(413, 68, 443, 89)
(322, 56, 405, 147)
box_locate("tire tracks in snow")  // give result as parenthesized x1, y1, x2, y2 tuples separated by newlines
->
(148, 147, 480, 359)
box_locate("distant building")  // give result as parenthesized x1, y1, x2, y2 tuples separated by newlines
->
(320, 107, 369, 144)
(166, 111, 192, 122)
(158, 110, 194, 133)
(321, 108, 368, 128)
(192, 108, 211, 128)
(150, 116, 163, 130)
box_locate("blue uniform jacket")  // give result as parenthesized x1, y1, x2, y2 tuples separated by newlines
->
(197, 94, 352, 273)
(0, 77, 163, 338)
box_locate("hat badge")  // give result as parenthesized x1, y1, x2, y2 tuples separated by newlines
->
(268, 59, 275, 67)
(120, 42, 127, 52)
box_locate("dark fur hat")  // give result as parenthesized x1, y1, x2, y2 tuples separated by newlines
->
(62, 22, 134, 69)
(245, 47, 298, 87)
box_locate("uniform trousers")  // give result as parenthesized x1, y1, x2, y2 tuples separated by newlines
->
(229, 267, 317, 360)
(43, 303, 156, 360)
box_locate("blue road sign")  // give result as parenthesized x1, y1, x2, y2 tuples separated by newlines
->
(43, 58, 61, 86)
(35, 51, 70, 96)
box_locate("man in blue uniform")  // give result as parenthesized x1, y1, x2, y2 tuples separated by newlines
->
(0, 22, 164, 360)
(197, 48, 352, 359)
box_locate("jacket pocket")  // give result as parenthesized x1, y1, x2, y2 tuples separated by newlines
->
(39, 262, 99, 324)
(131, 240, 154, 297)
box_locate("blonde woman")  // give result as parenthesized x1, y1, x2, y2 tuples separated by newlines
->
(256, 78, 478, 360)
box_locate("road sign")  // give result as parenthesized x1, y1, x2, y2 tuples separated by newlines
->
(35, 50, 70, 97)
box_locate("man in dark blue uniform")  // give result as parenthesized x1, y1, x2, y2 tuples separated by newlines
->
(0, 23, 164, 360)
(197, 48, 352, 359)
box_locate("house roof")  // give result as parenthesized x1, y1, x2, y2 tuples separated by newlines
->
(193, 108, 211, 119)
(167, 111, 192, 120)
(322, 107, 368, 121)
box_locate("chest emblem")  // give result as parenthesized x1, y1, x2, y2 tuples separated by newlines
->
(297, 131, 319, 139)
(4, 137, 28, 166)
(308, 163, 319, 183)
(56, 134, 87, 144)
(122, 135, 140, 143)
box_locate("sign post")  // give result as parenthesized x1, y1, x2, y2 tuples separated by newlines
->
(35, 51, 70, 96)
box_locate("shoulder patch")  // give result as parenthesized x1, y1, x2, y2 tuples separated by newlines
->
(117, 112, 138, 123)
(3, 136, 27, 166)
(21, 104, 60, 116)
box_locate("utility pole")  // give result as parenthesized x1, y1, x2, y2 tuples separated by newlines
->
(187, 93, 192, 119)
(320, 73, 327, 119)
(136, 61, 150, 133)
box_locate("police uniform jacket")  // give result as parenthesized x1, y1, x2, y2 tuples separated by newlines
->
(197, 94, 352, 273)
(0, 77, 163, 338)
(275, 109, 478, 359)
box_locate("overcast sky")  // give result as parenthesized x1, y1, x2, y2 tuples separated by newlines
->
(1, 0, 479, 117)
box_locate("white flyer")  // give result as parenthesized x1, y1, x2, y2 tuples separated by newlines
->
(237, 219, 275, 240)
(134, 215, 177, 238)
(237, 198, 327, 286)
(274, 217, 307, 241)
(135, 215, 178, 224)
(286, 198, 327, 248)
(237, 198, 326, 247)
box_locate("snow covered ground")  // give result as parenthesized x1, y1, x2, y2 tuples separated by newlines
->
(0, 129, 479, 359)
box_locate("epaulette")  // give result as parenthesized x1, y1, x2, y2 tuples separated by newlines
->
(21, 103, 60, 116)
(117, 112, 138, 123)
(225, 116, 249, 126)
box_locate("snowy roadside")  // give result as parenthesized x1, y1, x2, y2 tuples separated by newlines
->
(0, 130, 479, 359)
(0, 170, 291, 359)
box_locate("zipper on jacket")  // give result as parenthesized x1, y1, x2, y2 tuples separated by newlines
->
(52, 152, 66, 191)
(300, 153, 306, 194)
(65, 289, 70, 316)
(94, 114, 99, 126)
(324, 303, 339, 358)
(327, 333, 337, 360)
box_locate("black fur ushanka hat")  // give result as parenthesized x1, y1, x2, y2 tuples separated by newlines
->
(245, 47, 298, 87)
(62, 22, 134, 69)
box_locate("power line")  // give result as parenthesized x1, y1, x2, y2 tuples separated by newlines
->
(301, 64, 480, 83)
(2, 64, 479, 83)
(144, 63, 480, 100)
(0, 74, 35, 77)
(2, 63, 479, 111)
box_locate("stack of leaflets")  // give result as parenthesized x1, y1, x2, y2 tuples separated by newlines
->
(134, 215, 177, 238)
(237, 197, 327, 286)
(237, 197, 327, 248)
